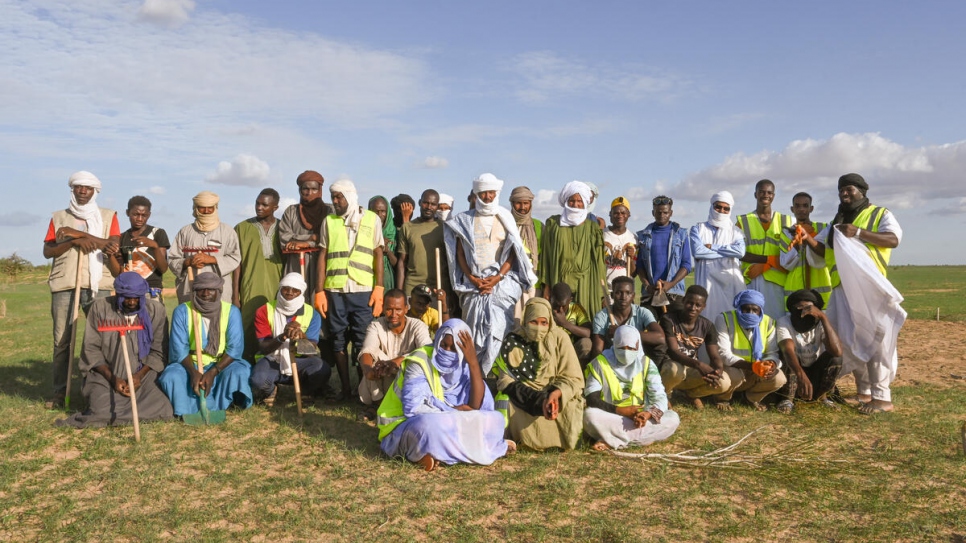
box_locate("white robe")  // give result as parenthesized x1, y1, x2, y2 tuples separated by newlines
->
(690, 221, 746, 323)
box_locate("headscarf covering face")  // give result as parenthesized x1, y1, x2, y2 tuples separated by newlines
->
(519, 297, 556, 362)
(612, 325, 644, 368)
(68, 171, 105, 294)
(431, 318, 473, 393)
(436, 193, 454, 221)
(192, 191, 221, 233)
(114, 271, 153, 363)
(829, 173, 872, 248)
(786, 289, 823, 333)
(707, 191, 735, 229)
(508, 186, 538, 269)
(368, 195, 396, 244)
(558, 181, 592, 226)
(272, 272, 308, 375)
(296, 170, 327, 231)
(192, 272, 225, 358)
(733, 289, 765, 361)
(330, 179, 360, 222)
(585, 182, 600, 214)
(472, 173, 504, 217)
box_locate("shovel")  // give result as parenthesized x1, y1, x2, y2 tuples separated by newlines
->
(651, 285, 670, 314)
(97, 318, 145, 442)
(182, 303, 227, 426)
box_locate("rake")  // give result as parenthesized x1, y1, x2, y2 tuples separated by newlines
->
(181, 246, 220, 287)
(282, 246, 320, 278)
(96, 317, 145, 442)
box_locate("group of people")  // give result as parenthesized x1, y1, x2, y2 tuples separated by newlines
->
(43, 168, 904, 470)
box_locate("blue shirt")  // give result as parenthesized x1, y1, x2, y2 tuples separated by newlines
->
(591, 304, 657, 336)
(170, 302, 245, 366)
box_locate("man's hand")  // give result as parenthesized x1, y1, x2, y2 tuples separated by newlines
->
(697, 362, 722, 385)
(552, 305, 569, 327)
(200, 368, 217, 396)
(189, 366, 204, 396)
(632, 410, 652, 428)
(191, 253, 217, 268)
(616, 405, 641, 419)
(797, 371, 814, 401)
(839, 223, 860, 238)
(285, 240, 312, 252)
(314, 292, 327, 318)
(283, 321, 304, 340)
(456, 330, 478, 366)
(73, 236, 99, 253)
(131, 235, 159, 249)
(111, 374, 130, 396)
(400, 201, 414, 223)
(542, 389, 562, 420)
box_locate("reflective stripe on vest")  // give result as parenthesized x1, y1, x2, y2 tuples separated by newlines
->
(376, 347, 442, 441)
(781, 221, 832, 306)
(723, 311, 775, 362)
(253, 302, 316, 361)
(324, 211, 378, 289)
(738, 212, 791, 286)
(494, 391, 510, 428)
(187, 301, 232, 367)
(585, 354, 648, 407)
(827, 206, 890, 288)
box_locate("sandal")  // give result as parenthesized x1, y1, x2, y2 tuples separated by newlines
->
(858, 402, 893, 415)
(417, 454, 439, 472)
(749, 401, 768, 412)
(714, 401, 733, 412)
(591, 441, 612, 452)
(776, 399, 794, 414)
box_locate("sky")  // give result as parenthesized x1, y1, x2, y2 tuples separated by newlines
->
(3, 0, 965, 265)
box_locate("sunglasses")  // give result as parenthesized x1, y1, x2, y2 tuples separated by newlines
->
(652, 196, 673, 206)
(713, 203, 731, 212)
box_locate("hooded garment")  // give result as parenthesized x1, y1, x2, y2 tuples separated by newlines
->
(192, 191, 221, 233)
(558, 181, 592, 227)
(192, 272, 225, 357)
(472, 173, 504, 217)
(602, 324, 645, 382)
(733, 289, 765, 361)
(430, 318, 474, 396)
(68, 171, 106, 293)
(113, 271, 153, 363)
(708, 191, 735, 229)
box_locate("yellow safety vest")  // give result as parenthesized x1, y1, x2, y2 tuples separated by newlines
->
(780, 221, 832, 306)
(186, 301, 232, 366)
(324, 211, 378, 289)
(737, 212, 792, 286)
(584, 353, 648, 407)
(253, 301, 316, 362)
(376, 347, 442, 441)
(722, 311, 775, 362)
(826, 205, 890, 288)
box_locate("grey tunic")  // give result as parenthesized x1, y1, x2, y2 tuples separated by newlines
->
(58, 297, 174, 428)
(168, 222, 242, 303)
(277, 203, 332, 300)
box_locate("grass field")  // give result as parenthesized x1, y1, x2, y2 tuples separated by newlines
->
(1, 267, 964, 542)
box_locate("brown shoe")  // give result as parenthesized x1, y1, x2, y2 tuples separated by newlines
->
(263, 386, 277, 408)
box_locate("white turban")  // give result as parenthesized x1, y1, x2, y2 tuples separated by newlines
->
(67, 171, 105, 294)
(708, 191, 735, 229)
(611, 325, 645, 370)
(272, 272, 310, 376)
(558, 180, 592, 226)
(330, 179, 360, 221)
(585, 181, 600, 213)
(436, 193, 454, 221)
(472, 173, 503, 216)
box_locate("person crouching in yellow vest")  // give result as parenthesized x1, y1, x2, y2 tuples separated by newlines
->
(711, 289, 786, 411)
(313, 179, 385, 401)
(583, 324, 679, 451)
(737, 179, 792, 320)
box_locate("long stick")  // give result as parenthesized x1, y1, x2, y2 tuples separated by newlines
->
(191, 291, 208, 421)
(289, 343, 303, 418)
(435, 248, 443, 318)
(64, 247, 85, 411)
(119, 335, 141, 442)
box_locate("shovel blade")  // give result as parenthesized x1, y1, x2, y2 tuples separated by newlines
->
(182, 392, 227, 426)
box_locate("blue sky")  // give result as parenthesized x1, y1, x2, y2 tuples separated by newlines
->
(2, 0, 964, 265)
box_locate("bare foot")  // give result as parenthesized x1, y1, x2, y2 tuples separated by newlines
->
(417, 454, 438, 472)
(858, 400, 894, 415)
(842, 394, 872, 407)
(505, 439, 517, 454)
(689, 397, 704, 410)
(715, 401, 733, 412)
(591, 441, 612, 452)
(749, 401, 768, 412)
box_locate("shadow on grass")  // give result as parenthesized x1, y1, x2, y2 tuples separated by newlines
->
(267, 387, 384, 457)
(0, 358, 91, 412)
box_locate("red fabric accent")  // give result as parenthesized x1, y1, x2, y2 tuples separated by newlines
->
(108, 213, 121, 237)
(254, 304, 273, 340)
(44, 219, 56, 243)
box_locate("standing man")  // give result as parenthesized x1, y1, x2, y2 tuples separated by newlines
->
(106, 195, 169, 301)
(508, 186, 542, 281)
(815, 173, 903, 414)
(690, 191, 745, 322)
(314, 179, 385, 401)
(396, 189, 451, 302)
(636, 195, 692, 317)
(780, 192, 831, 307)
(737, 179, 792, 319)
(168, 191, 241, 304)
(443, 173, 536, 374)
(279, 170, 333, 301)
(603, 197, 637, 288)
(43, 171, 121, 409)
(233, 188, 284, 361)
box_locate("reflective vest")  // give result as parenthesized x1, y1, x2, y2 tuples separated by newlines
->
(737, 212, 792, 286)
(780, 221, 832, 306)
(323, 211, 378, 289)
(253, 301, 315, 362)
(376, 347, 442, 441)
(826, 205, 890, 288)
(584, 354, 648, 407)
(721, 310, 775, 362)
(492, 354, 516, 429)
(186, 301, 232, 367)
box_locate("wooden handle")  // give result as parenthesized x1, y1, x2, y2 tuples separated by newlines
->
(119, 335, 141, 442)
(290, 344, 302, 418)
(64, 247, 86, 411)
(435, 248, 443, 318)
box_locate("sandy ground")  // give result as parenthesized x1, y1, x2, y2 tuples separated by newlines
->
(894, 320, 966, 388)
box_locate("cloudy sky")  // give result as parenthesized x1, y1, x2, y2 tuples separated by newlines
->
(3, 0, 964, 265)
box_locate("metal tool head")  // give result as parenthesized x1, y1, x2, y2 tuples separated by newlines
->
(96, 317, 145, 333)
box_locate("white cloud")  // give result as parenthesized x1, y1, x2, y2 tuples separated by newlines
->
(510, 51, 687, 103)
(137, 0, 195, 27)
(148, 185, 165, 195)
(421, 156, 449, 169)
(205, 154, 271, 187)
(669, 132, 966, 213)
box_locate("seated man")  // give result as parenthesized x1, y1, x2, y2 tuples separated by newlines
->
(774, 289, 844, 414)
(377, 319, 511, 471)
(584, 325, 679, 451)
(591, 276, 665, 365)
(407, 283, 449, 335)
(659, 285, 732, 409)
(549, 282, 593, 365)
(712, 289, 786, 411)
(57, 272, 173, 428)
(492, 298, 585, 451)
(250, 273, 332, 406)
(158, 272, 253, 416)
(358, 289, 432, 413)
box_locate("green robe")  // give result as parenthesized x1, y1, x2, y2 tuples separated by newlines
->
(539, 216, 606, 317)
(234, 218, 284, 360)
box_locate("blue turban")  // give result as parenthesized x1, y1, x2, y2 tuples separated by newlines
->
(113, 272, 152, 363)
(733, 289, 765, 361)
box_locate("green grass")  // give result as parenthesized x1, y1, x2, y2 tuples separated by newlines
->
(1, 267, 965, 542)
(888, 265, 966, 322)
